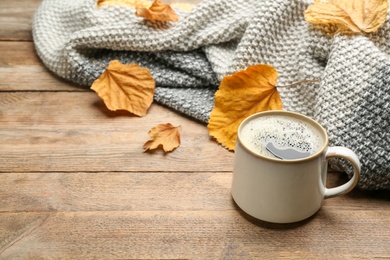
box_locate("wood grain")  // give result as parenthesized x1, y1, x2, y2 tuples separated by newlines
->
(0, 42, 83, 91)
(0, 172, 389, 213)
(1, 0, 390, 259)
(0, 0, 41, 41)
(0, 171, 231, 212)
(0, 92, 232, 172)
(1, 210, 389, 259)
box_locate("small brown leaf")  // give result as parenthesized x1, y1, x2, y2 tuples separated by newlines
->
(207, 64, 283, 150)
(91, 60, 155, 117)
(304, 0, 389, 33)
(143, 123, 181, 152)
(136, 0, 179, 22)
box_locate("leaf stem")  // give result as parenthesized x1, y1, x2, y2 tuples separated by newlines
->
(276, 79, 320, 88)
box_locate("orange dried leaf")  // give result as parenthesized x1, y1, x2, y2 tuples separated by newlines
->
(91, 60, 155, 117)
(143, 123, 181, 152)
(207, 64, 283, 150)
(135, 0, 179, 21)
(304, 0, 389, 33)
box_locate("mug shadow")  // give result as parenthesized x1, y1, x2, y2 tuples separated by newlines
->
(231, 197, 318, 230)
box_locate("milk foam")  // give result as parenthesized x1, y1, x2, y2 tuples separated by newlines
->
(240, 115, 324, 159)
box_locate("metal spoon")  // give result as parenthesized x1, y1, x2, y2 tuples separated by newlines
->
(266, 141, 311, 160)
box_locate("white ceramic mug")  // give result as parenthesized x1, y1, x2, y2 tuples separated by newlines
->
(231, 110, 360, 223)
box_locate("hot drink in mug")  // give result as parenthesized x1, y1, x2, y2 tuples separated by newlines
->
(231, 110, 360, 223)
(240, 114, 324, 160)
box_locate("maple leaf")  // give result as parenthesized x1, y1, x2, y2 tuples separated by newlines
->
(135, 0, 179, 22)
(91, 60, 155, 117)
(207, 64, 283, 151)
(304, 0, 389, 33)
(143, 123, 181, 152)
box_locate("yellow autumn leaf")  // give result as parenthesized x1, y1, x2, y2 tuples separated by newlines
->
(143, 123, 181, 152)
(136, 0, 179, 21)
(91, 60, 155, 117)
(304, 0, 389, 33)
(207, 64, 283, 151)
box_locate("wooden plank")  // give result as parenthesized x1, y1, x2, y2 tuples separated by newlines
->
(0, 0, 41, 41)
(1, 210, 389, 259)
(0, 172, 233, 212)
(0, 42, 84, 91)
(0, 92, 233, 172)
(0, 171, 389, 213)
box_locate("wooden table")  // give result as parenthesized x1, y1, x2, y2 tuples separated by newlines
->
(1, 0, 390, 259)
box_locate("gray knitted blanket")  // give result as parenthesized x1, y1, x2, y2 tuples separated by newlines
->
(33, 0, 390, 190)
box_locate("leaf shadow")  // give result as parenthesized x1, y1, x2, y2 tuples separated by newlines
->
(92, 100, 138, 118)
(143, 148, 171, 157)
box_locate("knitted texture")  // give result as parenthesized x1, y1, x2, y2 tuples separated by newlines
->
(33, 0, 390, 190)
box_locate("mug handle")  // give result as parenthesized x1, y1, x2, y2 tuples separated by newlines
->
(324, 146, 361, 199)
